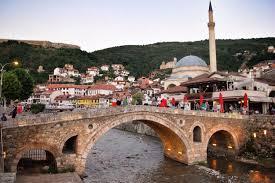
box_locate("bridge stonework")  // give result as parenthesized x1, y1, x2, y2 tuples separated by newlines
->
(2, 106, 249, 176)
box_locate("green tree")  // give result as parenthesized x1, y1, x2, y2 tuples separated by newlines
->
(11, 68, 34, 100)
(2, 72, 22, 101)
(72, 76, 81, 85)
(131, 92, 144, 105)
(107, 67, 115, 79)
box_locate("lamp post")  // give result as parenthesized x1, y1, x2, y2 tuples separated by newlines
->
(0, 60, 18, 172)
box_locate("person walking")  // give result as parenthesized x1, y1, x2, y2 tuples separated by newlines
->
(1, 113, 7, 121)
(10, 105, 17, 118)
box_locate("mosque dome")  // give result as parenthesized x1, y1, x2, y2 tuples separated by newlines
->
(175, 55, 208, 68)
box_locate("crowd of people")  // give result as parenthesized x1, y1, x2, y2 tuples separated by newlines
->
(0, 103, 24, 121)
(1, 96, 274, 121)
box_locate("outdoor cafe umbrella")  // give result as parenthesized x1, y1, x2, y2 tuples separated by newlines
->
(244, 93, 248, 108)
(199, 94, 204, 105)
(160, 98, 167, 107)
(171, 97, 176, 106)
(219, 93, 224, 113)
(183, 95, 188, 103)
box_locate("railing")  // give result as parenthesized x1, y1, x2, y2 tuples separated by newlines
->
(2, 106, 250, 128)
(212, 90, 267, 99)
(21, 149, 46, 160)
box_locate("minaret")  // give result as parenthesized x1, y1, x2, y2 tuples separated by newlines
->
(208, 1, 217, 72)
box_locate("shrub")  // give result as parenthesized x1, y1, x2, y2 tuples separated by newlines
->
(31, 103, 45, 114)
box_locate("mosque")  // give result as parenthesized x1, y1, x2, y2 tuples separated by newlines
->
(164, 2, 217, 89)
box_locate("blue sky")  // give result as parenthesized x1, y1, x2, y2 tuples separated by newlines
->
(0, 0, 274, 51)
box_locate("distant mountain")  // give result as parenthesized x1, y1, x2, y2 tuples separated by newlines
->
(0, 39, 80, 49)
(0, 38, 274, 84)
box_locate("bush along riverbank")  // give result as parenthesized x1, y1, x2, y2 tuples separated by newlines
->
(238, 115, 274, 168)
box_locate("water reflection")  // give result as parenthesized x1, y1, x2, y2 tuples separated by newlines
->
(249, 171, 271, 183)
(208, 158, 274, 183)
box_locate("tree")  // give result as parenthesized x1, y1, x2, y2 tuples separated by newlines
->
(11, 68, 34, 100)
(2, 72, 22, 101)
(107, 67, 115, 79)
(72, 76, 81, 85)
(131, 92, 144, 105)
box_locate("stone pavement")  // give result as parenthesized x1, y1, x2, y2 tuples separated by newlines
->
(15, 172, 83, 183)
(0, 173, 16, 183)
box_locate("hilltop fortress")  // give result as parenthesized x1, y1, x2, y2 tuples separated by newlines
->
(0, 39, 80, 49)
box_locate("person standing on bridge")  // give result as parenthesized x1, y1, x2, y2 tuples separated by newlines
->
(10, 105, 17, 118)
(1, 113, 7, 121)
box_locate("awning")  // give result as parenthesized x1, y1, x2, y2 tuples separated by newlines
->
(249, 97, 273, 103)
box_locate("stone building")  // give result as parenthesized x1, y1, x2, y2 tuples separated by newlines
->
(37, 65, 45, 73)
(160, 57, 177, 70)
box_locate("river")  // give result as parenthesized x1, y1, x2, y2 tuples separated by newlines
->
(83, 129, 274, 183)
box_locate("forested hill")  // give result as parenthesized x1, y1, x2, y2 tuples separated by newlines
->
(0, 38, 275, 83)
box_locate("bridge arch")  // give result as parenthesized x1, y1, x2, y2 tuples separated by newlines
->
(11, 143, 60, 173)
(204, 124, 240, 153)
(76, 112, 193, 175)
(60, 132, 79, 154)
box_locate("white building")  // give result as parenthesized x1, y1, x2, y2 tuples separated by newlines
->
(67, 69, 80, 77)
(114, 76, 124, 81)
(47, 84, 90, 96)
(268, 46, 275, 53)
(100, 65, 110, 71)
(128, 76, 135, 82)
(54, 95, 74, 106)
(86, 84, 116, 96)
(81, 74, 94, 84)
(120, 70, 130, 77)
(54, 68, 67, 77)
(112, 64, 124, 71)
(87, 67, 99, 76)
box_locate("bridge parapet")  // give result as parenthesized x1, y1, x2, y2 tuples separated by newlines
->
(2, 106, 249, 128)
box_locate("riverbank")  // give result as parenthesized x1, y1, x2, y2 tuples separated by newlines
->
(15, 172, 82, 183)
(236, 157, 275, 169)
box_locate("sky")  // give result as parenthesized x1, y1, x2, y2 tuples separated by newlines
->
(0, 0, 274, 52)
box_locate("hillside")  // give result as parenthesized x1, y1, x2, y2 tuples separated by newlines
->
(0, 39, 80, 49)
(0, 38, 274, 83)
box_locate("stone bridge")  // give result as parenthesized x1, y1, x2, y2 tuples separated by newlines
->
(1, 106, 251, 176)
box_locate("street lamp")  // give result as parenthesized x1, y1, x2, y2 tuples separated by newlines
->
(0, 60, 19, 172)
(0, 60, 19, 100)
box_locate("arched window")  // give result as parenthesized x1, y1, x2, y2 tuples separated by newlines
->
(62, 135, 77, 154)
(193, 126, 202, 142)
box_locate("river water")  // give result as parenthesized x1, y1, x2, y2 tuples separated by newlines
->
(83, 129, 274, 183)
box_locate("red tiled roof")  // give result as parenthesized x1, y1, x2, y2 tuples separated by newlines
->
(181, 77, 224, 86)
(47, 84, 91, 89)
(87, 84, 116, 91)
(87, 67, 99, 70)
(54, 95, 71, 101)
